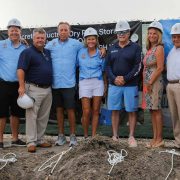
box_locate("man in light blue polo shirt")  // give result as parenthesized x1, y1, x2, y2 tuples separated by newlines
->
(46, 22, 106, 146)
(0, 18, 26, 149)
(46, 23, 82, 89)
(46, 22, 83, 146)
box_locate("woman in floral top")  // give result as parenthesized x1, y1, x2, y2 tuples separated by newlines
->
(142, 21, 164, 148)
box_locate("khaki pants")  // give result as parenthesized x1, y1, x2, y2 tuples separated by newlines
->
(167, 83, 180, 147)
(25, 84, 52, 146)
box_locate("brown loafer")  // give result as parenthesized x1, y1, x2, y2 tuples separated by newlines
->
(28, 145, 36, 153)
(37, 142, 52, 148)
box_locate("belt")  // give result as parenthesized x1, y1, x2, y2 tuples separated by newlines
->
(26, 82, 50, 89)
(168, 80, 180, 84)
(0, 78, 4, 82)
(0, 78, 18, 84)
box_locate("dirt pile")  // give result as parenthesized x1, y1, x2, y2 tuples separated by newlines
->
(0, 136, 180, 180)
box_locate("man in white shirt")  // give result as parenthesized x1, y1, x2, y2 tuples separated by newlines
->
(166, 23, 180, 149)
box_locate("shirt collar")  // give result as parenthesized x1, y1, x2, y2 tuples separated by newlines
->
(115, 40, 132, 48)
(86, 48, 99, 57)
(58, 38, 69, 44)
(7, 38, 23, 48)
(31, 44, 45, 53)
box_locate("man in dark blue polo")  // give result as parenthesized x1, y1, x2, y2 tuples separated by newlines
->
(17, 28, 53, 153)
(106, 20, 142, 147)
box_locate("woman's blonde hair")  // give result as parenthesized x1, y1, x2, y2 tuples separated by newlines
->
(146, 28, 163, 50)
(83, 35, 99, 49)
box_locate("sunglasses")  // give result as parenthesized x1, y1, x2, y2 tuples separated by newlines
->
(42, 52, 50, 61)
(116, 30, 130, 35)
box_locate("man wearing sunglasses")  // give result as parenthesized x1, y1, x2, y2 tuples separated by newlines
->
(106, 20, 142, 147)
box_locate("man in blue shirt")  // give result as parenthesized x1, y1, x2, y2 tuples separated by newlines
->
(106, 20, 142, 147)
(17, 28, 53, 153)
(46, 22, 82, 146)
(46, 22, 105, 146)
(0, 18, 26, 149)
(17, 28, 52, 152)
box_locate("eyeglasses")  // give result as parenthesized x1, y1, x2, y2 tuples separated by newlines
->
(116, 30, 130, 36)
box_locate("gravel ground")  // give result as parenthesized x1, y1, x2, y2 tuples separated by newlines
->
(0, 135, 180, 180)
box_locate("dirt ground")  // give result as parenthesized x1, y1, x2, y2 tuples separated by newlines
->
(0, 135, 180, 180)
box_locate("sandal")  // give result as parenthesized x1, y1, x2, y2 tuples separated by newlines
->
(152, 140, 165, 148)
(112, 136, 119, 142)
(145, 139, 155, 148)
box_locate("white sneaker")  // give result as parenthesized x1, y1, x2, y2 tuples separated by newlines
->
(55, 134, 67, 146)
(69, 134, 78, 147)
(128, 136, 137, 147)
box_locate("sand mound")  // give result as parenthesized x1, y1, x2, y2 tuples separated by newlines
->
(0, 135, 180, 180)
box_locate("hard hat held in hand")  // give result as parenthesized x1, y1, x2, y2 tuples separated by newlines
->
(170, 23, 180, 35)
(148, 21, 163, 33)
(17, 94, 34, 109)
(115, 20, 130, 32)
(84, 27, 98, 38)
(7, 18, 22, 29)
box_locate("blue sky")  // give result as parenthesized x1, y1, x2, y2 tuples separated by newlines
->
(0, 0, 179, 29)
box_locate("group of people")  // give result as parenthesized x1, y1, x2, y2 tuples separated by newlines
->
(142, 21, 180, 149)
(106, 20, 180, 149)
(143, 21, 180, 149)
(0, 18, 180, 153)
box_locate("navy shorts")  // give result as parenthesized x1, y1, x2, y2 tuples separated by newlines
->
(52, 87, 76, 109)
(0, 80, 25, 118)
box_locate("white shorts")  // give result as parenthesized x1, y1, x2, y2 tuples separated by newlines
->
(79, 78, 104, 99)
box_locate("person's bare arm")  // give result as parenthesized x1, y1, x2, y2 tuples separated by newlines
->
(17, 69, 26, 96)
(146, 60, 157, 67)
(99, 48, 106, 57)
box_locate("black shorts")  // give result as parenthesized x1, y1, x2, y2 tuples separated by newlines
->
(0, 81, 25, 118)
(52, 87, 76, 109)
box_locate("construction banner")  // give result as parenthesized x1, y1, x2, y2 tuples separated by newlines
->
(0, 21, 142, 48)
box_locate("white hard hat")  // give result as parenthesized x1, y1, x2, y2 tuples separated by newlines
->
(115, 20, 130, 32)
(7, 18, 22, 29)
(170, 23, 180, 35)
(148, 21, 163, 33)
(84, 27, 98, 38)
(17, 94, 34, 109)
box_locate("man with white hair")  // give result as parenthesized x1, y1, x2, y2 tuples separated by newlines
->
(106, 20, 142, 147)
(166, 22, 180, 149)
(0, 18, 26, 149)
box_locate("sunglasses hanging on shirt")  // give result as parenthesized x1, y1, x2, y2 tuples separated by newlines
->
(41, 51, 49, 61)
